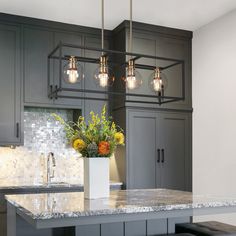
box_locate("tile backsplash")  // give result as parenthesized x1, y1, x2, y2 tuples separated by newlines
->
(0, 108, 83, 186)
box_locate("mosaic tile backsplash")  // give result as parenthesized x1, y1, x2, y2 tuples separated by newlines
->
(0, 108, 84, 186)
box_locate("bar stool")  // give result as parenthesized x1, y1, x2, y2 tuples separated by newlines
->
(158, 234, 196, 236)
(176, 221, 236, 235)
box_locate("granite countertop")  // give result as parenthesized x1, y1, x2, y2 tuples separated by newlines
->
(5, 189, 236, 220)
(0, 181, 123, 193)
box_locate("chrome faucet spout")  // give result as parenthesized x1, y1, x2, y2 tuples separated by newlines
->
(47, 152, 56, 185)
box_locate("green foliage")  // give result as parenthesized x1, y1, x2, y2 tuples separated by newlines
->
(51, 105, 124, 158)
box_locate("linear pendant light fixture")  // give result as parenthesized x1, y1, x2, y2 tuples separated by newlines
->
(47, 0, 185, 105)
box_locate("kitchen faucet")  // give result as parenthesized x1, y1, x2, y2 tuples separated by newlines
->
(47, 152, 56, 185)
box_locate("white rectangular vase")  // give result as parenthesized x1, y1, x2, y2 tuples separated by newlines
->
(84, 157, 109, 199)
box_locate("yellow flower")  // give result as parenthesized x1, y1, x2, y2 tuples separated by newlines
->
(72, 139, 86, 151)
(114, 132, 124, 145)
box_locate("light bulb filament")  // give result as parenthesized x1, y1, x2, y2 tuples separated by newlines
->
(126, 76, 137, 90)
(98, 73, 109, 87)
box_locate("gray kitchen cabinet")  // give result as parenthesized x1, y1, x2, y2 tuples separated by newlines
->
(53, 31, 84, 108)
(126, 32, 156, 103)
(127, 110, 159, 189)
(23, 26, 54, 106)
(0, 212, 6, 236)
(101, 222, 124, 236)
(76, 220, 168, 236)
(0, 24, 22, 145)
(126, 109, 191, 191)
(157, 112, 192, 191)
(156, 36, 192, 110)
(112, 21, 192, 111)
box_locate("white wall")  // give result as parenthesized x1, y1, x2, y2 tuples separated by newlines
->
(193, 9, 236, 224)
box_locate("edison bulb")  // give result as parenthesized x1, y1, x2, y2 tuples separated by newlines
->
(67, 69, 79, 84)
(149, 68, 167, 93)
(152, 78, 163, 92)
(124, 60, 142, 90)
(126, 75, 137, 90)
(94, 56, 115, 88)
(63, 56, 84, 84)
(98, 73, 109, 87)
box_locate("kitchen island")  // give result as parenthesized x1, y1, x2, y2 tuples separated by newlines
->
(6, 189, 236, 236)
(0, 182, 122, 236)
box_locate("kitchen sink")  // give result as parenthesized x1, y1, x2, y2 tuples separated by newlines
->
(38, 182, 70, 187)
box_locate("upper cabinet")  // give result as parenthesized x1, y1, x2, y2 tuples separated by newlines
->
(53, 31, 84, 107)
(112, 21, 192, 111)
(23, 27, 54, 106)
(0, 24, 22, 145)
(22, 25, 111, 110)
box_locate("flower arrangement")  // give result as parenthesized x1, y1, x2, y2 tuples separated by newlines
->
(52, 105, 124, 158)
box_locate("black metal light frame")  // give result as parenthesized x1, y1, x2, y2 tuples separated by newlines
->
(48, 42, 185, 105)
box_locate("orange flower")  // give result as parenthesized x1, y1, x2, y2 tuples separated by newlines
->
(98, 141, 110, 156)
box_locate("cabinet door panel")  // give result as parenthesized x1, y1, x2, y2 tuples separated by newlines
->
(156, 37, 191, 109)
(0, 24, 21, 145)
(125, 221, 146, 236)
(23, 27, 54, 105)
(0, 212, 6, 236)
(101, 222, 124, 236)
(127, 110, 160, 189)
(76, 224, 100, 236)
(147, 219, 168, 235)
(126, 33, 156, 103)
(53, 32, 83, 107)
(157, 112, 190, 191)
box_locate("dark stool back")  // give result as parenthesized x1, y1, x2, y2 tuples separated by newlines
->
(176, 221, 236, 236)
(158, 234, 195, 236)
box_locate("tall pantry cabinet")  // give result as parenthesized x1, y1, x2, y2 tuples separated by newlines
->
(111, 21, 192, 191)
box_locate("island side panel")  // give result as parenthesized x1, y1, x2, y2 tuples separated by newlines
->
(7, 203, 53, 236)
(7, 203, 16, 236)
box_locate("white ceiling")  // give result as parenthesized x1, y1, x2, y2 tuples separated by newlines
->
(1, 0, 236, 31)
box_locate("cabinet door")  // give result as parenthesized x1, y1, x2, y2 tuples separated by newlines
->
(0, 24, 21, 145)
(53, 31, 83, 107)
(125, 30, 191, 110)
(0, 212, 6, 236)
(156, 37, 191, 110)
(23, 27, 54, 106)
(126, 32, 156, 103)
(157, 112, 191, 191)
(127, 110, 160, 189)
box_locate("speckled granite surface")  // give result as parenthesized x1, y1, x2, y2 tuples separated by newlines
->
(5, 189, 236, 220)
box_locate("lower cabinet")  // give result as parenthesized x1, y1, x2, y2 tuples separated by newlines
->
(75, 217, 190, 236)
(76, 220, 167, 236)
(0, 24, 22, 145)
(127, 109, 192, 191)
(0, 212, 6, 236)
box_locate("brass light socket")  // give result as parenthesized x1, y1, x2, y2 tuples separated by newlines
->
(99, 56, 108, 74)
(154, 68, 161, 79)
(69, 56, 77, 70)
(127, 59, 135, 76)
